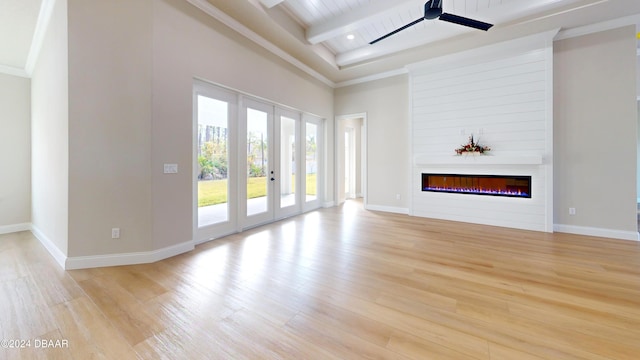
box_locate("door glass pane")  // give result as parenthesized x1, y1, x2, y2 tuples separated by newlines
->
(305, 123, 318, 202)
(247, 108, 269, 216)
(197, 95, 229, 227)
(280, 116, 296, 208)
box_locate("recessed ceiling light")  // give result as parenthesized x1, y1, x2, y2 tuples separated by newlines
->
(346, 34, 355, 40)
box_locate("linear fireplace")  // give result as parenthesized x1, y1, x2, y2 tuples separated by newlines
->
(422, 173, 531, 198)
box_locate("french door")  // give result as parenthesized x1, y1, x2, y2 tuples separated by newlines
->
(240, 99, 274, 228)
(194, 83, 238, 242)
(241, 100, 302, 229)
(194, 82, 323, 243)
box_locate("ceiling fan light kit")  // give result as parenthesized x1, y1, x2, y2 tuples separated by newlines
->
(369, 0, 494, 45)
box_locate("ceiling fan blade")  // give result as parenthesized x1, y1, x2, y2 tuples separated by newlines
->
(439, 13, 493, 31)
(369, 17, 426, 45)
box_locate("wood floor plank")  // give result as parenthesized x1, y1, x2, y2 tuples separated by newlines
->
(51, 297, 137, 358)
(284, 311, 409, 359)
(75, 275, 166, 347)
(2, 200, 640, 359)
(0, 276, 58, 340)
(387, 331, 481, 360)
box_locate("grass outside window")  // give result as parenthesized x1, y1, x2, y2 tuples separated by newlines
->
(198, 174, 317, 207)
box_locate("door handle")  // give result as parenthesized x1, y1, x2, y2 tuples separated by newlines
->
(270, 177, 275, 181)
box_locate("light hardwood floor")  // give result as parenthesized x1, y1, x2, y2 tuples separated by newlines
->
(2, 200, 640, 359)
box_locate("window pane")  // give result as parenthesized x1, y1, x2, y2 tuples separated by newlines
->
(197, 95, 229, 227)
(280, 116, 296, 208)
(247, 108, 269, 216)
(305, 123, 317, 202)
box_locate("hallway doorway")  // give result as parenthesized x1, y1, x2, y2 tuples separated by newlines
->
(335, 113, 366, 206)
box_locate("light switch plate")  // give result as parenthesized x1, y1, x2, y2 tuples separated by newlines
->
(164, 164, 178, 174)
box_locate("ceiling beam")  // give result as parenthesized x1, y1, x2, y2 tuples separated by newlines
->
(334, 0, 610, 67)
(306, 0, 417, 45)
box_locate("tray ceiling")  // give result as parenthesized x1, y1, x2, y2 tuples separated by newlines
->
(1, 0, 639, 85)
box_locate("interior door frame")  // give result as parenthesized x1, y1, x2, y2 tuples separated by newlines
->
(335, 113, 368, 207)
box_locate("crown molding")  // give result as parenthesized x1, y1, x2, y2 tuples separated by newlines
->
(335, 68, 408, 88)
(555, 13, 640, 41)
(0, 64, 29, 78)
(24, 0, 57, 77)
(186, 0, 335, 88)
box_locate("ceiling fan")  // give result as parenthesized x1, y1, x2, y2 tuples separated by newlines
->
(369, 0, 493, 45)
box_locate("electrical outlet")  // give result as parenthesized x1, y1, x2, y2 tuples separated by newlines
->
(396, 194, 401, 200)
(112, 228, 120, 239)
(569, 208, 576, 216)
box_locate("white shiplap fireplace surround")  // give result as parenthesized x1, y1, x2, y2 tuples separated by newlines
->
(409, 30, 558, 232)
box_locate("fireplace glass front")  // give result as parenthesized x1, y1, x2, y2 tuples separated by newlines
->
(422, 173, 531, 198)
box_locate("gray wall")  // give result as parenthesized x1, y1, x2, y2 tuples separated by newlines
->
(554, 26, 637, 232)
(335, 75, 409, 211)
(67, 0, 154, 257)
(0, 73, 30, 229)
(151, 0, 333, 250)
(58, 0, 334, 258)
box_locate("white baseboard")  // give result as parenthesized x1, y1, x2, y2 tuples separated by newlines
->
(31, 224, 67, 269)
(65, 240, 195, 270)
(554, 224, 640, 242)
(365, 204, 409, 215)
(0, 222, 31, 235)
(30, 223, 195, 270)
(323, 201, 336, 208)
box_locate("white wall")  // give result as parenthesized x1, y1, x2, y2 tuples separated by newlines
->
(554, 26, 637, 237)
(0, 73, 30, 230)
(408, 33, 554, 232)
(335, 75, 409, 212)
(31, 0, 68, 258)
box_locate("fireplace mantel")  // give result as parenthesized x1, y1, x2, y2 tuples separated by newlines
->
(414, 154, 543, 166)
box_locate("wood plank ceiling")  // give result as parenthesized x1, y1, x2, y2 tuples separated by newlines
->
(2, 0, 640, 84)
(272, 0, 610, 67)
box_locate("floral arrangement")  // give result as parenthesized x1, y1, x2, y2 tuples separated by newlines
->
(455, 135, 490, 155)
